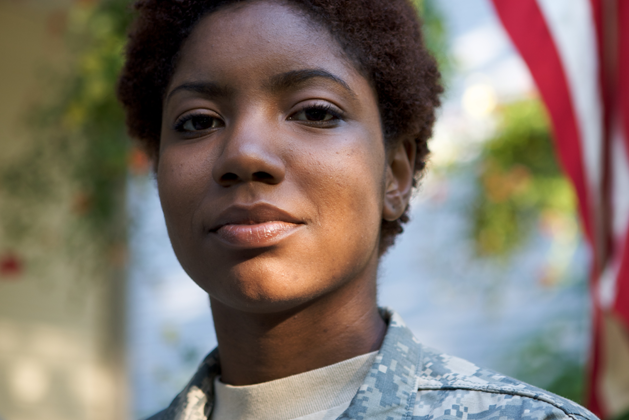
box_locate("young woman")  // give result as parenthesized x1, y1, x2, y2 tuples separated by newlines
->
(117, 1, 598, 419)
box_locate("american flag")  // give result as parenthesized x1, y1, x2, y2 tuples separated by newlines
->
(489, 0, 629, 417)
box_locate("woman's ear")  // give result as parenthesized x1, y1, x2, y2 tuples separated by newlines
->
(382, 139, 416, 221)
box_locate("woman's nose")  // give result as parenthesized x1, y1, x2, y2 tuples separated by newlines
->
(211, 118, 286, 187)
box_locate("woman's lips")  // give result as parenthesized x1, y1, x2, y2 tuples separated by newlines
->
(214, 221, 302, 248)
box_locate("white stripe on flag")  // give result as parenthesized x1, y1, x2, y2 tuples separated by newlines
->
(597, 117, 629, 310)
(610, 124, 629, 257)
(536, 0, 604, 210)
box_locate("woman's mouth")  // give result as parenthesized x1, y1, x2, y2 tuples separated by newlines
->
(214, 221, 302, 248)
(209, 204, 305, 249)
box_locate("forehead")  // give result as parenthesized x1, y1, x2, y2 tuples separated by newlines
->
(170, 1, 360, 91)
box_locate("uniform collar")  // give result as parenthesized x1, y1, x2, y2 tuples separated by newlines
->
(338, 308, 422, 419)
(160, 307, 422, 420)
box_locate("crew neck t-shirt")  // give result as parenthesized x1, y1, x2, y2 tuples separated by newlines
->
(210, 351, 378, 420)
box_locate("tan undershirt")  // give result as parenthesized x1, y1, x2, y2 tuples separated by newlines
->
(210, 351, 378, 420)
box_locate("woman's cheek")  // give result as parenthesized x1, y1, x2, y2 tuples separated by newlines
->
(305, 145, 383, 241)
(157, 147, 208, 253)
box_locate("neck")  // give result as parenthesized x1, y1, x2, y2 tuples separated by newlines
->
(210, 269, 386, 386)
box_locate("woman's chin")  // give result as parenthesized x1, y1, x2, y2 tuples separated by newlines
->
(183, 236, 379, 315)
(208, 285, 317, 315)
(200, 268, 324, 315)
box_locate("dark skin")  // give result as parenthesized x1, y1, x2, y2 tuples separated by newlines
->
(158, 1, 415, 386)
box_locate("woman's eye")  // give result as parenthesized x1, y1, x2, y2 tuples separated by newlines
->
(302, 107, 334, 122)
(289, 105, 341, 124)
(176, 114, 223, 132)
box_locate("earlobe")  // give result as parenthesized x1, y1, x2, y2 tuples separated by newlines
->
(382, 139, 416, 222)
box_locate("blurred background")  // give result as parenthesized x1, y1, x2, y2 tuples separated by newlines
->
(0, 0, 626, 419)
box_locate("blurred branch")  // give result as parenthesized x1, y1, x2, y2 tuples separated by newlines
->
(0, 0, 135, 274)
(470, 99, 578, 258)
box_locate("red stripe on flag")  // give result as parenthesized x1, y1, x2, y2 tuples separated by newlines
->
(590, 0, 614, 269)
(588, 0, 609, 140)
(615, 224, 629, 328)
(619, 1, 629, 163)
(614, 0, 629, 330)
(490, 0, 595, 250)
(586, 0, 607, 416)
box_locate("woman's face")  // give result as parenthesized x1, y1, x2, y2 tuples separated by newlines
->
(159, 1, 402, 313)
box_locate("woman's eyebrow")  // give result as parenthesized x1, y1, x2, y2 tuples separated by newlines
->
(266, 69, 356, 98)
(165, 81, 232, 103)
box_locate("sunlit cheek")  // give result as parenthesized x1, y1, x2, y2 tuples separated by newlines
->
(314, 150, 383, 236)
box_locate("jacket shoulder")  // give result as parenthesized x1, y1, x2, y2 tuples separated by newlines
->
(412, 346, 598, 420)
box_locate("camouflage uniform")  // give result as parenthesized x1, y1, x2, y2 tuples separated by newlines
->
(147, 308, 598, 420)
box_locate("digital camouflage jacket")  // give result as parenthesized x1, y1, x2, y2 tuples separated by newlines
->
(147, 308, 599, 420)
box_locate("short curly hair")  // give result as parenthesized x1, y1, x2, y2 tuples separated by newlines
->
(117, 0, 442, 254)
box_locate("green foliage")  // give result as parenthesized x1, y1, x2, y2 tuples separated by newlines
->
(414, 0, 452, 79)
(53, 0, 133, 237)
(0, 0, 134, 269)
(471, 99, 577, 257)
(469, 100, 587, 401)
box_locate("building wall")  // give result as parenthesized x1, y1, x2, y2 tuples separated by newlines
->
(0, 1, 127, 419)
